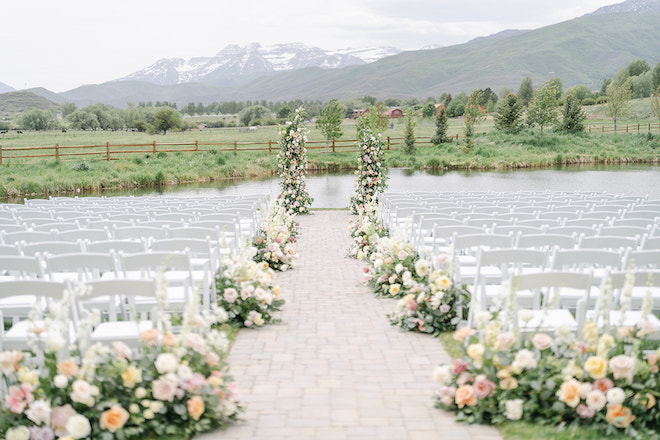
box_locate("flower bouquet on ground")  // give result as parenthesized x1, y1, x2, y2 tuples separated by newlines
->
(364, 235, 427, 298)
(348, 200, 387, 261)
(0, 288, 242, 440)
(253, 201, 298, 271)
(276, 106, 313, 215)
(388, 267, 470, 335)
(216, 247, 284, 328)
(432, 297, 660, 439)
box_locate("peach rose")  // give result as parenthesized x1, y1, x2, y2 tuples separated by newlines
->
(634, 392, 656, 409)
(606, 404, 636, 428)
(453, 327, 475, 343)
(57, 359, 79, 378)
(187, 396, 205, 421)
(531, 333, 553, 351)
(99, 405, 129, 433)
(161, 333, 178, 347)
(557, 379, 581, 408)
(584, 356, 608, 379)
(455, 385, 477, 408)
(494, 332, 516, 351)
(112, 342, 132, 360)
(141, 329, 159, 346)
(500, 377, 519, 390)
(272, 285, 281, 299)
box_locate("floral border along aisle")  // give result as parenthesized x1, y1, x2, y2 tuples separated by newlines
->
(349, 200, 469, 335)
(433, 276, 660, 439)
(1, 287, 241, 440)
(277, 106, 313, 215)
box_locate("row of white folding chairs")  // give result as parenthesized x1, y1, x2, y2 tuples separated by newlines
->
(465, 265, 660, 339)
(20, 193, 270, 209)
(0, 248, 214, 326)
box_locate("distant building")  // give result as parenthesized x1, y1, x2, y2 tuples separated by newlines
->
(387, 108, 404, 119)
(351, 108, 369, 119)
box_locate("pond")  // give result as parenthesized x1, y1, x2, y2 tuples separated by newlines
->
(66, 163, 660, 208)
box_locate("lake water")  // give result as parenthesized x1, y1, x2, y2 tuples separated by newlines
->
(88, 163, 660, 208)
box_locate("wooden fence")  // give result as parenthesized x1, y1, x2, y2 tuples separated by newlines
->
(0, 135, 456, 165)
(1, 121, 659, 164)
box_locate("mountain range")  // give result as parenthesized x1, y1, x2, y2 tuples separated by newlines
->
(3, 0, 660, 109)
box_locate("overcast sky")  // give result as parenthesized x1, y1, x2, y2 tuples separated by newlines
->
(1, 0, 619, 92)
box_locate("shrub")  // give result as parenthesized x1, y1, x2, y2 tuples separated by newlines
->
(216, 155, 226, 166)
(154, 171, 166, 185)
(156, 151, 167, 159)
(596, 96, 608, 104)
(71, 162, 92, 172)
(582, 98, 596, 106)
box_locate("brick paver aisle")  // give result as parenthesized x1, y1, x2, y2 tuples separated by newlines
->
(197, 211, 502, 440)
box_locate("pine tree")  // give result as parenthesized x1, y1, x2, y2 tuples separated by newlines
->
(494, 93, 524, 132)
(403, 111, 416, 155)
(560, 94, 587, 132)
(430, 104, 450, 145)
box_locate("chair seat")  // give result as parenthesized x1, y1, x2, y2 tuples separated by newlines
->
(90, 320, 153, 345)
(518, 309, 577, 333)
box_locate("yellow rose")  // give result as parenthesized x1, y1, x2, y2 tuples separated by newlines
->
(467, 344, 485, 365)
(16, 366, 39, 386)
(584, 356, 608, 379)
(122, 365, 142, 388)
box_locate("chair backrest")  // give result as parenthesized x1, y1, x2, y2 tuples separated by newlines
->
(58, 228, 110, 243)
(0, 255, 45, 279)
(2, 230, 56, 245)
(552, 249, 623, 271)
(642, 236, 660, 250)
(624, 210, 660, 220)
(112, 226, 168, 241)
(21, 241, 84, 256)
(45, 252, 118, 282)
(32, 222, 81, 232)
(118, 250, 193, 277)
(85, 239, 147, 254)
(546, 226, 597, 237)
(624, 250, 660, 271)
(579, 235, 638, 251)
(516, 233, 575, 250)
(0, 244, 21, 256)
(0, 279, 67, 301)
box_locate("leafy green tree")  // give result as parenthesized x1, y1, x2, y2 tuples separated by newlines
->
(600, 78, 612, 95)
(545, 77, 563, 99)
(362, 95, 377, 106)
(462, 89, 485, 152)
(442, 93, 452, 107)
(422, 102, 437, 119)
(61, 102, 77, 118)
(651, 86, 660, 127)
(632, 71, 654, 98)
(564, 85, 592, 102)
(360, 101, 389, 136)
(403, 97, 421, 109)
(559, 94, 586, 132)
(403, 110, 416, 155)
(154, 107, 182, 135)
(494, 93, 523, 132)
(430, 104, 450, 145)
(17, 109, 58, 131)
(446, 100, 465, 117)
(653, 61, 660, 90)
(316, 98, 343, 141)
(277, 105, 292, 119)
(605, 80, 633, 131)
(526, 82, 560, 140)
(384, 97, 401, 107)
(480, 88, 498, 106)
(518, 77, 533, 106)
(238, 105, 270, 126)
(68, 110, 100, 130)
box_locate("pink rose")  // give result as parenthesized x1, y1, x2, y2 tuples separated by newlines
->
(473, 375, 496, 398)
(609, 355, 635, 382)
(451, 358, 469, 375)
(531, 333, 553, 350)
(112, 342, 132, 361)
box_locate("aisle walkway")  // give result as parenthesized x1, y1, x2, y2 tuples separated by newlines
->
(197, 211, 502, 440)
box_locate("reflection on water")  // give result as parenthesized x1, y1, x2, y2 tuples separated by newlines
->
(11, 164, 660, 208)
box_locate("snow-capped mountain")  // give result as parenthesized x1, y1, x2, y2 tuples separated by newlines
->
(587, 0, 660, 15)
(118, 43, 402, 86)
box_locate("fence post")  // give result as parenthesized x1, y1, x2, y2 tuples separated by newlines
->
(55, 143, 59, 160)
(195, 140, 198, 152)
(268, 139, 272, 154)
(638, 124, 640, 132)
(387, 136, 390, 150)
(106, 142, 110, 161)
(234, 140, 237, 151)
(153, 141, 157, 154)
(0, 145, 2, 165)
(602, 126, 604, 133)
(332, 138, 335, 153)
(626, 124, 628, 133)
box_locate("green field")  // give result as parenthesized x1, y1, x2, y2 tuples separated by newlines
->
(1, 100, 659, 200)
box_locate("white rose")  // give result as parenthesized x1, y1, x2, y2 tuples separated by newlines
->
(395, 263, 404, 274)
(54, 374, 69, 388)
(518, 309, 534, 323)
(66, 414, 92, 439)
(505, 399, 524, 420)
(586, 390, 607, 410)
(607, 387, 626, 405)
(177, 364, 193, 381)
(6, 426, 30, 440)
(432, 365, 452, 385)
(512, 349, 537, 371)
(154, 353, 179, 374)
(45, 334, 66, 353)
(135, 387, 147, 399)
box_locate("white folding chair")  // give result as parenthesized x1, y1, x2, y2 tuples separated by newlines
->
(20, 241, 85, 257)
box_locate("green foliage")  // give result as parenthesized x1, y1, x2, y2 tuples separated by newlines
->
(518, 77, 533, 106)
(447, 100, 465, 117)
(60, 102, 77, 118)
(653, 61, 660, 90)
(359, 101, 389, 136)
(494, 93, 524, 132)
(17, 109, 58, 131)
(316, 97, 344, 140)
(403, 111, 416, 155)
(651, 86, 660, 125)
(564, 85, 593, 102)
(238, 105, 270, 126)
(71, 161, 92, 172)
(431, 104, 451, 145)
(606, 80, 633, 131)
(154, 107, 182, 135)
(422, 102, 437, 119)
(277, 105, 291, 119)
(583, 98, 596, 106)
(462, 89, 486, 152)
(559, 94, 587, 132)
(526, 82, 561, 140)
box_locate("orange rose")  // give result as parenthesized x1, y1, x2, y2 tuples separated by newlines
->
(57, 359, 79, 378)
(100, 405, 129, 433)
(187, 396, 205, 421)
(141, 329, 159, 346)
(161, 333, 178, 347)
(455, 385, 477, 408)
(606, 404, 636, 428)
(557, 379, 581, 408)
(272, 285, 281, 299)
(634, 392, 656, 409)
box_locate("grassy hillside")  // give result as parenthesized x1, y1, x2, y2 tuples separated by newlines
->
(234, 13, 660, 100)
(0, 91, 60, 119)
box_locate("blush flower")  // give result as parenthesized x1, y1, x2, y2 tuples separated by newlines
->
(99, 405, 129, 433)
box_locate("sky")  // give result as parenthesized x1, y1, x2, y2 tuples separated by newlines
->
(1, 0, 620, 93)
